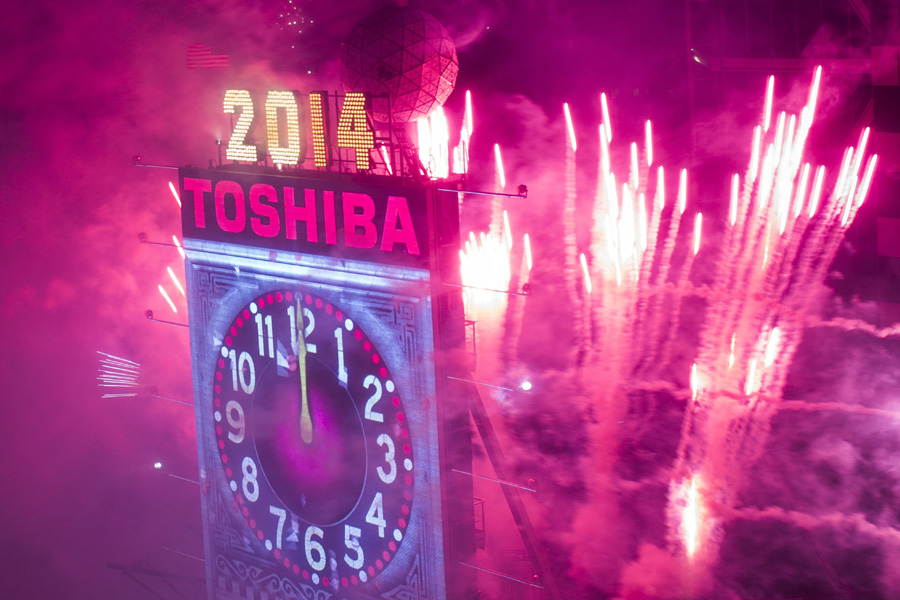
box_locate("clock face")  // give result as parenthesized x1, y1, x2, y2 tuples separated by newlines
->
(212, 289, 414, 591)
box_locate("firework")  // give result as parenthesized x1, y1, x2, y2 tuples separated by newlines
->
(158, 284, 178, 314)
(457, 66, 879, 590)
(493, 143, 506, 190)
(168, 181, 181, 207)
(97, 351, 140, 397)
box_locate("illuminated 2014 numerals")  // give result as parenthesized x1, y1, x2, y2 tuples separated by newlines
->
(224, 89, 374, 170)
(212, 290, 413, 590)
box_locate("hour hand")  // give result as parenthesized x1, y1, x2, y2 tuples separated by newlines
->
(296, 299, 313, 444)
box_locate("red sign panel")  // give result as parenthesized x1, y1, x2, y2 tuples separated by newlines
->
(180, 168, 430, 269)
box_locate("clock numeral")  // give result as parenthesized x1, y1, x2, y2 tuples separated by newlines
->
(366, 492, 386, 538)
(304, 525, 326, 571)
(336, 92, 374, 170)
(265, 90, 302, 165)
(376, 433, 397, 484)
(229, 350, 256, 394)
(241, 457, 259, 502)
(225, 400, 245, 443)
(255, 313, 274, 358)
(223, 89, 257, 162)
(270, 505, 287, 549)
(334, 328, 348, 386)
(288, 305, 317, 354)
(363, 375, 384, 422)
(344, 525, 364, 569)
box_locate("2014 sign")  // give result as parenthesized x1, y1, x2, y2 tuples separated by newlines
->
(223, 89, 375, 170)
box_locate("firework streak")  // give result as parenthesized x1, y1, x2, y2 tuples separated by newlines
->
(455, 68, 876, 587)
(564, 67, 877, 577)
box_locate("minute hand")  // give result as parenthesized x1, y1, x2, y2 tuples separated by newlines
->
(297, 300, 313, 444)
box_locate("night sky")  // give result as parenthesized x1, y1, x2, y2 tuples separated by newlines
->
(2, 1, 897, 599)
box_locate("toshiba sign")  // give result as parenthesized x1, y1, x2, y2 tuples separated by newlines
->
(179, 169, 431, 268)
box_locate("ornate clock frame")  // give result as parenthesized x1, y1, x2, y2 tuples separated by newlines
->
(181, 168, 473, 600)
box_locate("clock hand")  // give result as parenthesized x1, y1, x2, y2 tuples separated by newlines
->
(297, 299, 313, 445)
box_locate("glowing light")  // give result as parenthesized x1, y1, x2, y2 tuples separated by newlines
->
(524, 233, 533, 271)
(834, 146, 854, 202)
(693, 213, 702, 256)
(97, 351, 140, 394)
(172, 235, 185, 260)
(764, 327, 781, 368)
(308, 92, 328, 167)
(645, 120, 653, 166)
(223, 89, 258, 162)
(452, 146, 463, 175)
(599, 125, 611, 178)
(502, 210, 513, 252)
(418, 108, 450, 179)
(265, 90, 302, 165)
(630, 143, 639, 191)
(460, 232, 512, 310)
(432, 107, 450, 178)
(758, 145, 775, 210)
(446, 70, 879, 579)
(619, 184, 636, 265)
(379, 145, 393, 175)
(729, 333, 736, 369)
(840, 175, 858, 226)
(792, 163, 810, 218)
(749, 126, 762, 182)
(168, 182, 181, 207)
(850, 127, 871, 183)
(683, 477, 701, 559)
(729, 174, 739, 226)
(678, 169, 687, 215)
(608, 174, 619, 221)
(763, 75, 774, 132)
(808, 165, 825, 217)
(745, 358, 758, 396)
(158, 284, 178, 314)
(520, 381, 532, 392)
(167, 266, 186, 297)
(579, 253, 592, 294)
(453, 91, 474, 175)
(656, 166, 665, 210)
(638, 193, 648, 252)
(600, 92, 612, 142)
(494, 144, 506, 189)
(465, 90, 474, 136)
(807, 66, 822, 115)
(563, 102, 577, 152)
(773, 111, 786, 159)
(783, 113, 796, 157)
(855, 154, 878, 206)
(336, 92, 374, 170)
(154, 462, 163, 470)
(691, 363, 699, 401)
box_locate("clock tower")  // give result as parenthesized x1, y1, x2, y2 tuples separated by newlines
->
(180, 167, 474, 600)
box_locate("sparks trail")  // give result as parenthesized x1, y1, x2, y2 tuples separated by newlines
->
(813, 317, 900, 339)
(779, 400, 900, 420)
(421, 74, 877, 590)
(97, 351, 142, 398)
(666, 66, 877, 565)
(729, 506, 900, 545)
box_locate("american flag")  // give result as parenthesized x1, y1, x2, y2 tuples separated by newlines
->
(186, 44, 229, 69)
